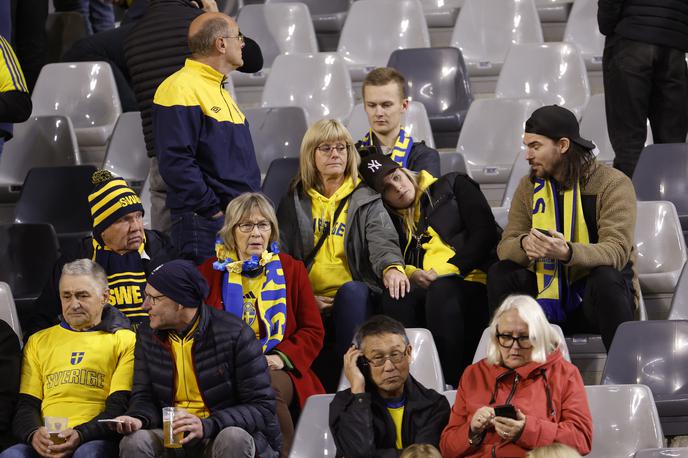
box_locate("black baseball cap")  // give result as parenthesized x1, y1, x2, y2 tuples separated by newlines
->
(359, 153, 400, 194)
(525, 105, 595, 151)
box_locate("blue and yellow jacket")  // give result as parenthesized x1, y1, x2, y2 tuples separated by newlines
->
(153, 59, 260, 217)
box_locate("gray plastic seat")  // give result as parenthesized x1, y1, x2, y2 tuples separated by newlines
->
(140, 178, 152, 229)
(266, 0, 350, 33)
(635, 449, 688, 458)
(289, 394, 336, 457)
(501, 147, 533, 208)
(491, 206, 509, 229)
(586, 384, 664, 458)
(261, 158, 299, 208)
(472, 324, 570, 363)
(337, 0, 430, 81)
(495, 42, 590, 119)
(420, 0, 463, 27)
(346, 101, 435, 148)
(457, 98, 542, 185)
(103, 112, 148, 191)
(439, 151, 468, 176)
(669, 263, 688, 320)
(602, 321, 688, 436)
(444, 389, 457, 407)
(563, 0, 604, 70)
(0, 283, 22, 342)
(450, 0, 543, 77)
(535, 0, 572, 23)
(261, 53, 354, 125)
(244, 107, 308, 174)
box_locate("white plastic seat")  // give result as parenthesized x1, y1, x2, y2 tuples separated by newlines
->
(244, 106, 308, 174)
(491, 206, 509, 229)
(585, 385, 664, 458)
(635, 201, 687, 295)
(31, 62, 122, 148)
(345, 101, 435, 148)
(495, 43, 590, 119)
(103, 112, 148, 189)
(289, 394, 336, 458)
(635, 449, 688, 458)
(233, 3, 318, 87)
(450, 0, 543, 77)
(337, 0, 430, 81)
(457, 98, 542, 185)
(563, 0, 605, 70)
(472, 324, 570, 363)
(140, 178, 152, 229)
(337, 328, 445, 393)
(444, 389, 457, 407)
(501, 148, 532, 208)
(0, 282, 22, 341)
(535, 0, 572, 23)
(266, 0, 350, 33)
(420, 0, 463, 27)
(261, 53, 354, 125)
(439, 151, 469, 176)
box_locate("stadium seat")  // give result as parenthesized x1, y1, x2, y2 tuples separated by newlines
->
(103, 112, 148, 191)
(261, 158, 299, 208)
(233, 3, 318, 87)
(266, 0, 350, 33)
(456, 98, 542, 185)
(668, 264, 688, 320)
(44, 12, 88, 63)
(262, 53, 354, 125)
(500, 145, 532, 208)
(387, 47, 472, 147)
(31, 62, 122, 151)
(495, 42, 590, 119)
(586, 384, 664, 458)
(0, 282, 22, 342)
(338, 0, 430, 81)
(140, 178, 152, 229)
(244, 107, 308, 174)
(337, 328, 446, 393)
(491, 206, 509, 230)
(602, 321, 688, 436)
(443, 389, 456, 407)
(563, 0, 604, 71)
(289, 394, 336, 457)
(450, 0, 543, 77)
(535, 0, 572, 23)
(346, 101, 436, 148)
(439, 151, 468, 176)
(0, 115, 81, 202)
(635, 449, 688, 458)
(472, 324, 570, 363)
(420, 0, 463, 27)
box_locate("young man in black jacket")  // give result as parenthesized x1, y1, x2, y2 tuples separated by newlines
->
(329, 315, 450, 457)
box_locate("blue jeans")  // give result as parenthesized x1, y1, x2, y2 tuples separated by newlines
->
(171, 211, 224, 265)
(0, 440, 117, 458)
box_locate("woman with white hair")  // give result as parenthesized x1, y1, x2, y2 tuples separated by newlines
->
(439, 295, 592, 457)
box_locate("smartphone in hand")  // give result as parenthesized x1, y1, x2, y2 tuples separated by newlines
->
(493, 404, 517, 420)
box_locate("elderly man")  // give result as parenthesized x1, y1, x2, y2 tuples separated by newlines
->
(113, 260, 281, 458)
(488, 105, 639, 350)
(29, 170, 177, 337)
(329, 315, 450, 456)
(1, 259, 135, 458)
(153, 12, 261, 263)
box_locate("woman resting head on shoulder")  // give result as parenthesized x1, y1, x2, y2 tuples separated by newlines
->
(439, 295, 592, 458)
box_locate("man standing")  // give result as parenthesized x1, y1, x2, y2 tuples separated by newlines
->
(488, 105, 638, 350)
(329, 315, 450, 456)
(599, 0, 688, 178)
(355, 67, 441, 177)
(114, 260, 281, 458)
(0, 36, 32, 157)
(4, 259, 135, 458)
(153, 12, 260, 263)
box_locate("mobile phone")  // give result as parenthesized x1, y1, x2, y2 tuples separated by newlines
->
(356, 354, 371, 381)
(534, 228, 552, 237)
(97, 419, 124, 424)
(493, 404, 517, 420)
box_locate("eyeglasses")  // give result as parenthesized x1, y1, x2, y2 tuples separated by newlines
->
(144, 293, 167, 306)
(496, 327, 533, 349)
(222, 32, 244, 43)
(236, 221, 271, 233)
(316, 144, 348, 156)
(364, 348, 409, 367)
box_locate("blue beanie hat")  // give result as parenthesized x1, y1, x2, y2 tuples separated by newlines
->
(147, 260, 209, 308)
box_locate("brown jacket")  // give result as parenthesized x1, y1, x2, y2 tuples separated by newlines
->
(498, 162, 640, 306)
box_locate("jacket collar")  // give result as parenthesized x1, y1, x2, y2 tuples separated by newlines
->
(184, 58, 226, 85)
(60, 305, 131, 333)
(490, 348, 564, 380)
(154, 303, 211, 339)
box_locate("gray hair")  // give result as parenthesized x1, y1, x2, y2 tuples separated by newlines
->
(188, 17, 230, 57)
(61, 259, 109, 291)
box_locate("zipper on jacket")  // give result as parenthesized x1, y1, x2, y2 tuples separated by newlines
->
(505, 373, 520, 404)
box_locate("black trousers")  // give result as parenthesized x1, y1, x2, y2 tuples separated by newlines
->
(487, 260, 635, 350)
(603, 36, 688, 178)
(11, 0, 48, 91)
(381, 276, 489, 387)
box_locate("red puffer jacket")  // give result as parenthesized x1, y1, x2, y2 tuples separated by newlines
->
(440, 349, 592, 457)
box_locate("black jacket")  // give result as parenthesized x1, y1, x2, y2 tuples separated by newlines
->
(329, 375, 450, 458)
(124, 0, 263, 158)
(126, 305, 281, 457)
(356, 139, 441, 178)
(0, 321, 21, 450)
(394, 172, 500, 276)
(598, 0, 688, 51)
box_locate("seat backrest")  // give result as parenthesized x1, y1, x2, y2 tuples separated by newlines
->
(495, 43, 590, 118)
(444, 389, 456, 407)
(0, 115, 80, 185)
(501, 150, 532, 207)
(634, 201, 687, 276)
(140, 178, 152, 229)
(563, 0, 604, 63)
(585, 384, 664, 458)
(633, 144, 688, 222)
(14, 165, 97, 235)
(266, 0, 350, 16)
(0, 283, 22, 341)
(635, 449, 688, 458)
(439, 151, 468, 175)
(237, 3, 318, 69)
(338, 0, 430, 68)
(290, 394, 336, 457)
(387, 47, 472, 119)
(262, 53, 354, 125)
(346, 101, 435, 148)
(261, 158, 300, 208)
(473, 324, 570, 363)
(244, 107, 309, 173)
(103, 112, 149, 186)
(451, 0, 542, 66)
(669, 263, 688, 319)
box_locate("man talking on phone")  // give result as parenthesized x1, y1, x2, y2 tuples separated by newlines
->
(488, 105, 639, 350)
(329, 315, 450, 456)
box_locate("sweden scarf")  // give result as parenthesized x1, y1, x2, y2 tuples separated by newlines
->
(360, 127, 413, 168)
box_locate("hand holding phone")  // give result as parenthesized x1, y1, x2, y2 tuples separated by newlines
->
(493, 404, 517, 420)
(534, 228, 551, 237)
(344, 345, 367, 394)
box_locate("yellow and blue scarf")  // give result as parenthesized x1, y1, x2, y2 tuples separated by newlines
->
(212, 241, 287, 353)
(532, 178, 590, 322)
(360, 128, 413, 168)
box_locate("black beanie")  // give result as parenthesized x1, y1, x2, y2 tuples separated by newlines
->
(147, 260, 209, 308)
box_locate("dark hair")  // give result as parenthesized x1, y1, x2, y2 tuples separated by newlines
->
(188, 17, 229, 57)
(362, 67, 407, 100)
(353, 315, 409, 349)
(530, 139, 595, 189)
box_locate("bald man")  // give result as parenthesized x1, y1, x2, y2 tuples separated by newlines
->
(152, 12, 261, 264)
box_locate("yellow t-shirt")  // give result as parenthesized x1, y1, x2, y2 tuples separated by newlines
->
(169, 319, 210, 419)
(20, 323, 135, 428)
(241, 274, 264, 339)
(387, 404, 405, 450)
(307, 177, 357, 297)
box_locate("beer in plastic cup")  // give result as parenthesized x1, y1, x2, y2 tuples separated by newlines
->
(162, 407, 184, 448)
(44, 416, 68, 445)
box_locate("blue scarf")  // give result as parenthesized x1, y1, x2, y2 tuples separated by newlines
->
(360, 127, 414, 169)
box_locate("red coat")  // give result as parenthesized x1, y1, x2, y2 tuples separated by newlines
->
(198, 253, 325, 408)
(440, 349, 592, 457)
